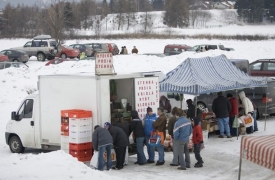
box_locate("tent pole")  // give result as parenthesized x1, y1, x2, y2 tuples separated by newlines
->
(238, 137, 243, 180)
(195, 95, 198, 116)
(264, 86, 268, 131)
(236, 89, 239, 140)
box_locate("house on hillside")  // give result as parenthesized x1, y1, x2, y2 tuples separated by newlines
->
(189, 1, 212, 10)
(213, 1, 235, 9)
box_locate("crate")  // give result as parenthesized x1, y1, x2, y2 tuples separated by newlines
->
(69, 118, 92, 126)
(69, 123, 91, 132)
(61, 109, 92, 118)
(69, 142, 92, 151)
(69, 130, 92, 138)
(61, 142, 69, 150)
(77, 155, 92, 162)
(69, 136, 92, 144)
(70, 149, 92, 157)
(61, 135, 69, 143)
(61, 117, 69, 123)
(61, 123, 69, 132)
(61, 130, 69, 136)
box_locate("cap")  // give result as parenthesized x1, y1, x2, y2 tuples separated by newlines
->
(147, 107, 152, 112)
(104, 122, 111, 127)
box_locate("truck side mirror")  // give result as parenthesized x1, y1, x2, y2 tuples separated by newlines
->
(11, 111, 16, 120)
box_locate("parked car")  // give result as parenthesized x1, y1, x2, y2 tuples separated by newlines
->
(193, 44, 234, 52)
(57, 45, 80, 59)
(230, 59, 250, 74)
(69, 44, 93, 57)
(163, 44, 192, 56)
(107, 43, 119, 55)
(85, 43, 109, 56)
(12, 35, 61, 62)
(0, 62, 28, 70)
(250, 59, 275, 77)
(0, 49, 29, 63)
(0, 52, 9, 62)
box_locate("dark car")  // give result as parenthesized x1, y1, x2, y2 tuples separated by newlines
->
(163, 44, 191, 56)
(69, 44, 93, 57)
(0, 49, 29, 63)
(249, 59, 275, 77)
(85, 43, 109, 56)
(0, 62, 28, 70)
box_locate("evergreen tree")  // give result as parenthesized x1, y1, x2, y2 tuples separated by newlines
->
(235, 0, 265, 23)
(151, 0, 164, 11)
(265, 0, 275, 22)
(64, 2, 74, 29)
(164, 0, 189, 28)
(109, 0, 116, 13)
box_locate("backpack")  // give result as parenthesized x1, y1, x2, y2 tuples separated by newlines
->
(144, 114, 157, 136)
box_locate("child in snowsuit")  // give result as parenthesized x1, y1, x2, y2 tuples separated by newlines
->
(192, 117, 204, 168)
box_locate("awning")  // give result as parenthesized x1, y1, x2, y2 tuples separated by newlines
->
(159, 55, 267, 95)
(238, 135, 275, 179)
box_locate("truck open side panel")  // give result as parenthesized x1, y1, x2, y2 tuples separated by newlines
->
(39, 75, 97, 146)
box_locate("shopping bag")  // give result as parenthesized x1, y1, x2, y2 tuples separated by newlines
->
(149, 131, 164, 146)
(239, 115, 254, 127)
(90, 151, 98, 169)
(232, 116, 239, 128)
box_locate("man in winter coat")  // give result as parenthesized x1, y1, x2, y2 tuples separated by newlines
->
(167, 107, 179, 166)
(114, 113, 130, 165)
(92, 125, 113, 171)
(173, 108, 192, 170)
(159, 95, 172, 113)
(130, 110, 147, 165)
(123, 46, 128, 54)
(104, 122, 128, 170)
(120, 47, 124, 54)
(144, 107, 157, 163)
(238, 91, 254, 134)
(212, 92, 232, 138)
(152, 107, 167, 165)
(186, 99, 202, 119)
(132, 46, 138, 54)
(227, 94, 238, 136)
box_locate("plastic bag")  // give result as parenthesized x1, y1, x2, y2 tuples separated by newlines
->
(232, 116, 239, 128)
(90, 151, 98, 169)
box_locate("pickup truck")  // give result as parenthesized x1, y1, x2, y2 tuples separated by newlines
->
(193, 44, 234, 52)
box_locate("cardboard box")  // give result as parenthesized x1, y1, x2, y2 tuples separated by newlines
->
(201, 121, 210, 131)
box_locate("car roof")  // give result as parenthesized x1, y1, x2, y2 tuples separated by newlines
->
(229, 59, 249, 63)
(33, 35, 52, 40)
(250, 59, 275, 64)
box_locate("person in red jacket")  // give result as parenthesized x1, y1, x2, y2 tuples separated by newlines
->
(227, 93, 238, 136)
(192, 117, 204, 168)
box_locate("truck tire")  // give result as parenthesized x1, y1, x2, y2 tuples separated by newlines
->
(37, 53, 46, 62)
(197, 101, 207, 112)
(9, 136, 25, 153)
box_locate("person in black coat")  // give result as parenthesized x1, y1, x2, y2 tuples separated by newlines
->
(104, 122, 128, 170)
(130, 110, 147, 165)
(212, 92, 232, 138)
(114, 113, 130, 137)
(186, 99, 202, 119)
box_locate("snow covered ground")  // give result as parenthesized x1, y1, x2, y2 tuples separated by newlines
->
(0, 38, 275, 180)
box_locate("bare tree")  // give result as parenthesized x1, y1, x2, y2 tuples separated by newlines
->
(190, 10, 200, 28)
(221, 10, 238, 25)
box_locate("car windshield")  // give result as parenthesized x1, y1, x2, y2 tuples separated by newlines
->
(50, 41, 57, 47)
(63, 45, 74, 50)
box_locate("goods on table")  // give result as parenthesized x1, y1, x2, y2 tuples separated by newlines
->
(201, 112, 217, 133)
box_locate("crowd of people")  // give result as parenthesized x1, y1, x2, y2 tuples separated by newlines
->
(92, 96, 204, 171)
(212, 91, 258, 138)
(119, 46, 139, 55)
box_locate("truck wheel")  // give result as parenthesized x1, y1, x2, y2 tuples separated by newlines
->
(37, 53, 46, 62)
(9, 136, 25, 153)
(197, 102, 207, 112)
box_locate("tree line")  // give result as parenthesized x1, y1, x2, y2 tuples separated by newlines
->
(0, 0, 274, 40)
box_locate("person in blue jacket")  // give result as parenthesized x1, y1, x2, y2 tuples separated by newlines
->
(144, 107, 157, 163)
(173, 108, 192, 170)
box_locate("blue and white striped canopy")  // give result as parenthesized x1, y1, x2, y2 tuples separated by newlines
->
(159, 55, 267, 95)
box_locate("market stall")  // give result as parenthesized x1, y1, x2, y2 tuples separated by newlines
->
(238, 135, 275, 180)
(159, 55, 267, 137)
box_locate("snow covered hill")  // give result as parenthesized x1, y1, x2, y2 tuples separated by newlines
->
(76, 10, 275, 37)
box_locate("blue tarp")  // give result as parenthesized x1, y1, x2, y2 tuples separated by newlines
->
(159, 55, 267, 95)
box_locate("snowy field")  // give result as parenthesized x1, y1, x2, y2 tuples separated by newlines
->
(0, 38, 275, 180)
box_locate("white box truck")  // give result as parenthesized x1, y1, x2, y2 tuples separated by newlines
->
(5, 71, 173, 153)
